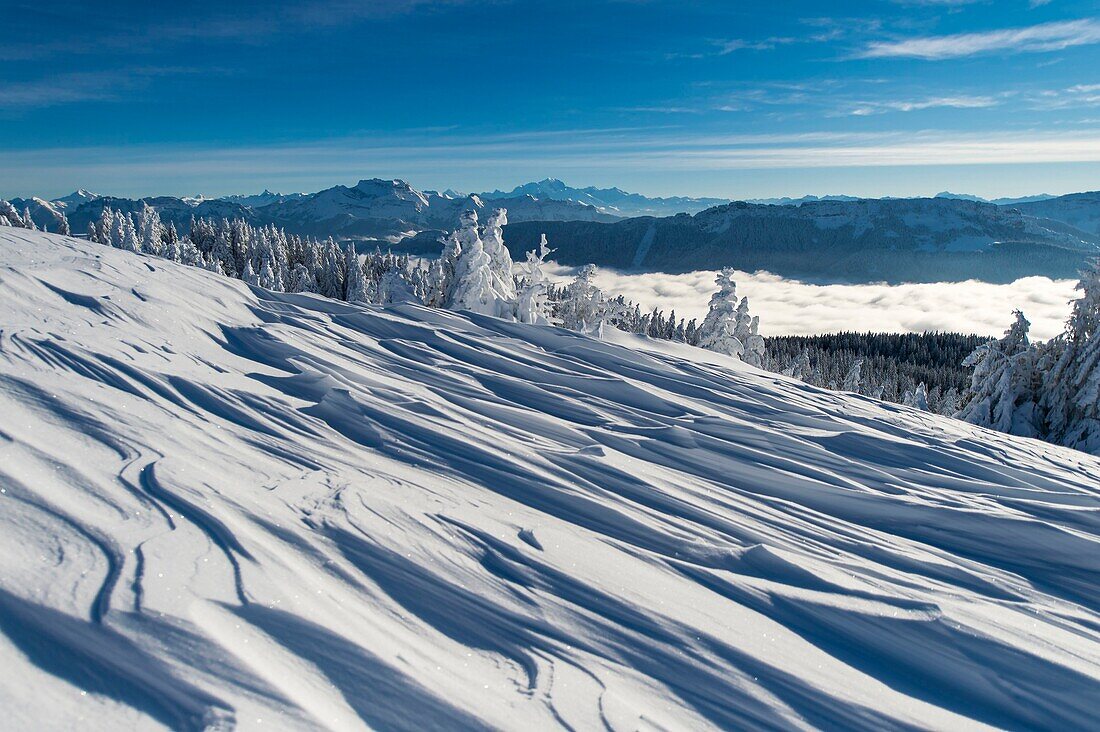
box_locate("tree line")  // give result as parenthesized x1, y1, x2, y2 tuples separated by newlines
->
(3, 198, 1100, 455)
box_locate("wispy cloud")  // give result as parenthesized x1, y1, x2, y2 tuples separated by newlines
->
(844, 95, 1003, 116)
(614, 106, 704, 114)
(0, 0, 490, 60)
(1025, 84, 1100, 110)
(715, 37, 797, 55)
(0, 67, 202, 110)
(859, 19, 1100, 59)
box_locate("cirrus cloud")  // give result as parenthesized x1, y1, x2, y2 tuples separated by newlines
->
(859, 19, 1100, 60)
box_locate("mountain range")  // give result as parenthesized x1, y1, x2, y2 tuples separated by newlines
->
(479, 178, 731, 217)
(504, 196, 1100, 283)
(10, 179, 1100, 282)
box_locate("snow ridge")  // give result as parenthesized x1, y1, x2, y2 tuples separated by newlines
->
(1, 229, 1099, 730)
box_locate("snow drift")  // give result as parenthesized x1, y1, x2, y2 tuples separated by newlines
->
(1, 229, 1099, 730)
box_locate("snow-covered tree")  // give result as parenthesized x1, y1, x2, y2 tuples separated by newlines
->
(903, 383, 930, 411)
(288, 264, 317, 294)
(958, 310, 1041, 436)
(480, 208, 516, 302)
(1040, 259, 1100, 451)
(120, 214, 141, 252)
(697, 269, 745, 358)
(0, 200, 26, 228)
(940, 387, 962, 416)
(377, 268, 415, 304)
(23, 207, 37, 231)
(557, 264, 606, 334)
(163, 222, 181, 261)
(138, 204, 164, 256)
(258, 258, 279, 291)
(733, 298, 766, 367)
(242, 260, 259, 287)
(446, 210, 516, 318)
(340, 246, 368, 302)
(843, 359, 863, 392)
(782, 351, 812, 381)
(515, 234, 552, 325)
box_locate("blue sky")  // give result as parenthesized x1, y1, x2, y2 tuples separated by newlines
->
(2, 0, 1099, 199)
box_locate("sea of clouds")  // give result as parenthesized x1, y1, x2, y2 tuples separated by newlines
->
(545, 264, 1078, 341)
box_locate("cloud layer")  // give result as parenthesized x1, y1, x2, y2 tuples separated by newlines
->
(544, 265, 1078, 341)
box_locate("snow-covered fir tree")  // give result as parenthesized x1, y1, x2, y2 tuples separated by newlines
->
(958, 310, 1041, 435)
(0, 200, 27, 228)
(734, 298, 766, 367)
(516, 235, 552, 325)
(556, 264, 606, 334)
(843, 359, 863, 392)
(447, 210, 517, 318)
(697, 269, 744, 358)
(343, 246, 370, 303)
(903, 383, 930, 412)
(480, 209, 516, 303)
(1038, 259, 1100, 451)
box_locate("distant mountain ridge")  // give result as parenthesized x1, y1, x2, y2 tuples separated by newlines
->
(480, 178, 731, 217)
(502, 196, 1100, 284)
(221, 189, 307, 207)
(11, 181, 1100, 283)
(26, 179, 618, 243)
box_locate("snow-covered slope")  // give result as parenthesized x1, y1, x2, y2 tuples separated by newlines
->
(51, 189, 101, 210)
(220, 190, 307, 208)
(66, 196, 259, 236)
(1012, 191, 1100, 237)
(2, 229, 1100, 730)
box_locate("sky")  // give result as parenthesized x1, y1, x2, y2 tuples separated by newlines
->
(2, 0, 1100, 200)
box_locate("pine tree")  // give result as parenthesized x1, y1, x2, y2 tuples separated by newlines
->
(242, 260, 259, 287)
(904, 383, 930, 411)
(697, 269, 744, 358)
(138, 204, 164, 256)
(480, 208, 517, 303)
(959, 310, 1041, 436)
(256, 258, 274, 290)
(447, 210, 516, 318)
(0, 200, 26, 228)
(120, 214, 141, 252)
(558, 264, 605, 334)
(344, 245, 371, 302)
(843, 359, 863, 392)
(288, 264, 317, 294)
(516, 234, 552, 325)
(1041, 259, 1100, 450)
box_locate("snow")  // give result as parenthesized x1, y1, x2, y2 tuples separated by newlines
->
(2, 228, 1100, 730)
(482, 179, 729, 217)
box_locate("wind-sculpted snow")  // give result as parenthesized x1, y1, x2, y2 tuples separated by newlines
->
(1, 229, 1099, 730)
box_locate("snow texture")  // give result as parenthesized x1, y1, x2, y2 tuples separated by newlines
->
(1, 229, 1099, 730)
